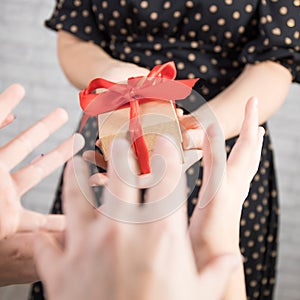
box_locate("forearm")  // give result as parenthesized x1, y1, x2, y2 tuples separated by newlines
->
(207, 61, 292, 139)
(57, 30, 149, 89)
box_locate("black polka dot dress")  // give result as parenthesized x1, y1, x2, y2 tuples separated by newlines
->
(30, 1, 300, 299)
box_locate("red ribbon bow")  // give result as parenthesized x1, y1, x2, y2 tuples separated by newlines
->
(79, 61, 199, 174)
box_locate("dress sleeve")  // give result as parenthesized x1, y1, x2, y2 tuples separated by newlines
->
(45, 0, 108, 48)
(239, 0, 300, 83)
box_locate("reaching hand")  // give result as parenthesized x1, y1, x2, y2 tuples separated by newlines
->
(33, 96, 263, 300)
(189, 97, 264, 269)
(34, 137, 239, 300)
(176, 106, 206, 150)
(0, 84, 85, 240)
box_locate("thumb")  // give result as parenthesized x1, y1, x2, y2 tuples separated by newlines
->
(197, 254, 242, 300)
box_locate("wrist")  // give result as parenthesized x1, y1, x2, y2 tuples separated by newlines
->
(192, 239, 242, 271)
(103, 60, 149, 82)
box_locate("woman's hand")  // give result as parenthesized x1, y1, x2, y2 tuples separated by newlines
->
(0, 84, 85, 240)
(176, 106, 206, 150)
(82, 139, 202, 187)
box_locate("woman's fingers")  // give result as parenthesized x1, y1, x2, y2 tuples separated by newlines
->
(175, 107, 184, 118)
(0, 84, 24, 125)
(0, 108, 69, 171)
(178, 111, 205, 150)
(83, 146, 201, 188)
(12, 133, 84, 196)
(82, 150, 107, 170)
(182, 128, 205, 150)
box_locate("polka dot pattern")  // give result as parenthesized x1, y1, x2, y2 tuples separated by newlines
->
(31, 1, 300, 300)
(46, 0, 300, 98)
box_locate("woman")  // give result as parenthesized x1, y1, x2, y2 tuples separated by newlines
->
(30, 1, 300, 299)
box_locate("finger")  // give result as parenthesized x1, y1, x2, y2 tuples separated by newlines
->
(0, 84, 24, 124)
(0, 108, 69, 170)
(0, 163, 20, 239)
(104, 138, 139, 203)
(82, 150, 107, 170)
(18, 210, 66, 233)
(197, 124, 226, 208)
(95, 139, 102, 149)
(100, 139, 140, 220)
(34, 232, 62, 284)
(63, 156, 97, 221)
(227, 97, 265, 179)
(13, 133, 85, 196)
(197, 254, 241, 300)
(182, 128, 204, 150)
(146, 135, 183, 203)
(63, 156, 97, 248)
(176, 107, 184, 118)
(0, 113, 15, 129)
(89, 172, 108, 187)
(144, 136, 188, 227)
(179, 113, 200, 129)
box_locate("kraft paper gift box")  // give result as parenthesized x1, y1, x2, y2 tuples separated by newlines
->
(97, 99, 184, 167)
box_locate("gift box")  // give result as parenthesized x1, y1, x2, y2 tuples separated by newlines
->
(79, 61, 198, 174)
(97, 98, 183, 162)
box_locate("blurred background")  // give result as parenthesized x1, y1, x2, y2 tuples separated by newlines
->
(0, 1, 299, 299)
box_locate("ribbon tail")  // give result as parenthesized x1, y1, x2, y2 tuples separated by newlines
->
(79, 113, 90, 132)
(176, 78, 200, 88)
(129, 100, 151, 174)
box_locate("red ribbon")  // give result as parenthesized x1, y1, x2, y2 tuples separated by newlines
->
(79, 61, 199, 174)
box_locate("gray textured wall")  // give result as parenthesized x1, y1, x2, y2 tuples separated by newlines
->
(0, 1, 300, 299)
